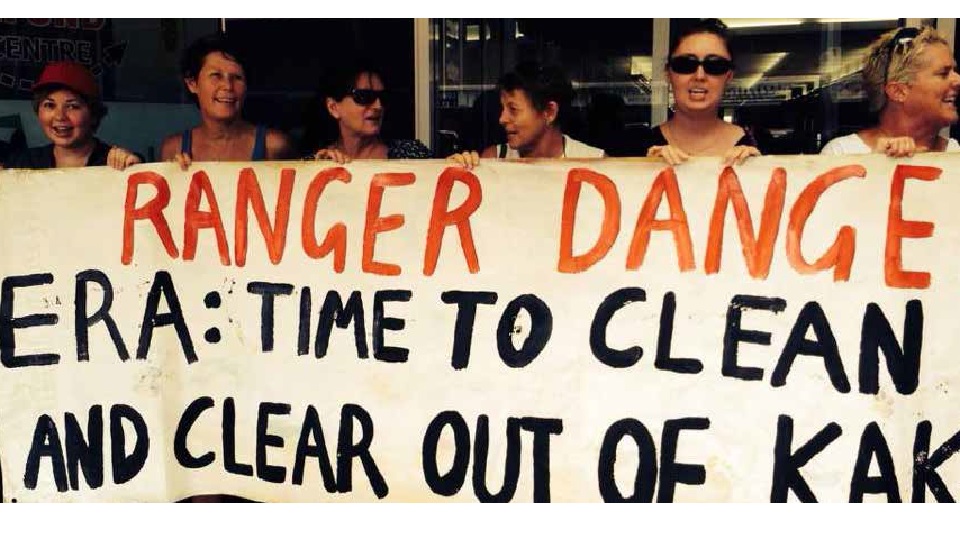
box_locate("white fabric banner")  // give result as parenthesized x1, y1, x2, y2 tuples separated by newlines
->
(0, 156, 956, 502)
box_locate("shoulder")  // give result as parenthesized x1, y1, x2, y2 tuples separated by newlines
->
(563, 135, 605, 158)
(5, 145, 53, 169)
(730, 124, 754, 145)
(264, 128, 294, 159)
(647, 125, 667, 146)
(388, 139, 432, 159)
(481, 144, 499, 158)
(88, 139, 113, 166)
(606, 125, 660, 157)
(160, 133, 183, 160)
(820, 133, 869, 155)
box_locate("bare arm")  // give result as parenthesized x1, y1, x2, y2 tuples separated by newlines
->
(480, 145, 498, 158)
(160, 133, 191, 170)
(159, 134, 181, 162)
(265, 129, 294, 160)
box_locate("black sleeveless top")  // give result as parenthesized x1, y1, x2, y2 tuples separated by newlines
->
(607, 125, 758, 157)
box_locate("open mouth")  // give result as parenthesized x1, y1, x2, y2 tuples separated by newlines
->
(51, 126, 74, 137)
(214, 97, 238, 105)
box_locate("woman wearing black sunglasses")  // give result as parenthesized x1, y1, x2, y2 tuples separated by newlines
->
(614, 19, 759, 166)
(160, 34, 293, 169)
(311, 61, 431, 162)
(821, 26, 960, 156)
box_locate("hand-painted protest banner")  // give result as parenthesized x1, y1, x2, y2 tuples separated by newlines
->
(0, 156, 957, 502)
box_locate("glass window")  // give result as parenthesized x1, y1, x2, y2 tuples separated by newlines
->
(431, 18, 949, 156)
(697, 18, 902, 154)
(0, 18, 218, 161)
(0, 18, 218, 102)
(430, 18, 654, 157)
(224, 19, 417, 156)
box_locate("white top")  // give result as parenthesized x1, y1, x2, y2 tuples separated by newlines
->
(820, 133, 960, 155)
(498, 134, 605, 158)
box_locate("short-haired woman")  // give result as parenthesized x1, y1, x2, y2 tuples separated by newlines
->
(160, 34, 293, 168)
(450, 61, 603, 168)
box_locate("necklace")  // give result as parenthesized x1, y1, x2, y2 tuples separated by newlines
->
(662, 122, 730, 155)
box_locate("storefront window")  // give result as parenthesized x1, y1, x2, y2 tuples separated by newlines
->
(224, 18, 416, 155)
(0, 18, 218, 161)
(0, 19, 218, 103)
(698, 18, 902, 154)
(430, 18, 947, 156)
(430, 18, 654, 157)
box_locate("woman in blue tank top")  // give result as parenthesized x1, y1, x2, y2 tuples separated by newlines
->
(160, 34, 292, 169)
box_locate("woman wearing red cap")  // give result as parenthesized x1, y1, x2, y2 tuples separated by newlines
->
(160, 34, 293, 168)
(3, 61, 141, 170)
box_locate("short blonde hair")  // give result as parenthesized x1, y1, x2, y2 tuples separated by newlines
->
(862, 26, 950, 112)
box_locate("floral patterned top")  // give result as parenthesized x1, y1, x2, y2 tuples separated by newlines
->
(387, 139, 432, 159)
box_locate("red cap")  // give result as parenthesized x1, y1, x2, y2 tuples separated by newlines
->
(32, 61, 100, 102)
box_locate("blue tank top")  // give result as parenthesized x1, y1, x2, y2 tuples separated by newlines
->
(180, 124, 267, 161)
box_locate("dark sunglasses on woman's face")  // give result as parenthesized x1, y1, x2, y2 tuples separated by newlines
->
(667, 55, 734, 76)
(349, 89, 385, 106)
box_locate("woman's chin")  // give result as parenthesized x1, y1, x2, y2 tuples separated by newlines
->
(352, 127, 381, 139)
(50, 135, 92, 149)
(204, 109, 242, 122)
(675, 102, 718, 114)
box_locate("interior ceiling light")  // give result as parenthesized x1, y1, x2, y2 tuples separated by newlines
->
(630, 56, 653, 77)
(817, 18, 898, 24)
(734, 52, 789, 89)
(724, 19, 803, 29)
(823, 45, 873, 83)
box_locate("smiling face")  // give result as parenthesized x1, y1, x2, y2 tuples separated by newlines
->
(327, 72, 385, 139)
(36, 88, 95, 149)
(498, 88, 556, 152)
(899, 43, 960, 127)
(667, 32, 733, 115)
(186, 51, 247, 121)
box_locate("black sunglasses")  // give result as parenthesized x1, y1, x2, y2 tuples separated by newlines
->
(348, 88, 385, 106)
(667, 55, 734, 76)
(883, 27, 921, 84)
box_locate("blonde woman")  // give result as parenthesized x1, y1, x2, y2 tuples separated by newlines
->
(821, 26, 960, 156)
